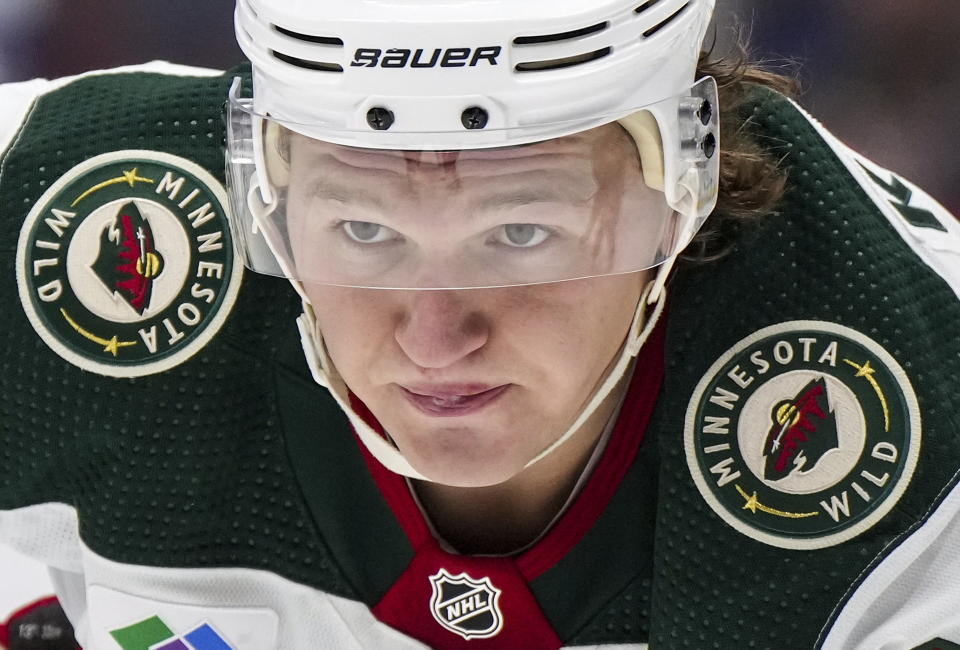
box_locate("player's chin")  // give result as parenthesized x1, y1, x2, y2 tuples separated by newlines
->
(398, 425, 532, 488)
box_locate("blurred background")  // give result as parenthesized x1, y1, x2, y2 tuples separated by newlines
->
(1, 0, 957, 212)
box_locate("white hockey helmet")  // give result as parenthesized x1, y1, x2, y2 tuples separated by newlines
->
(227, 0, 719, 479)
(227, 0, 719, 291)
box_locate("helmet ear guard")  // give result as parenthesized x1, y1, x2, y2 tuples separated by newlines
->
(618, 111, 665, 193)
(248, 115, 290, 207)
(635, 75, 720, 224)
(262, 119, 291, 191)
(616, 76, 720, 219)
(618, 76, 721, 304)
(225, 77, 297, 283)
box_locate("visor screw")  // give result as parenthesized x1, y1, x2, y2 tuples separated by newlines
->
(461, 106, 489, 130)
(701, 132, 717, 159)
(366, 107, 395, 131)
(698, 99, 713, 126)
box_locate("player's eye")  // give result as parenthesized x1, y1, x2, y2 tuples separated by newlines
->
(494, 224, 551, 248)
(341, 220, 398, 244)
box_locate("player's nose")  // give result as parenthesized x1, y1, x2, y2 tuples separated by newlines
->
(394, 289, 488, 369)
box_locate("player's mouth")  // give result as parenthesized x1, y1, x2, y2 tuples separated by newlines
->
(398, 384, 510, 417)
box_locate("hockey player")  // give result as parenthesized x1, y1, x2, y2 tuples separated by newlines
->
(2, 1, 960, 648)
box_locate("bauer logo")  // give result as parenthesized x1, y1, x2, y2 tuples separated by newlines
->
(350, 47, 502, 68)
(684, 321, 921, 550)
(429, 569, 504, 640)
(16, 151, 243, 377)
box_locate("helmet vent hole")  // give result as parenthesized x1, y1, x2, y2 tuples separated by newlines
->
(271, 51, 344, 73)
(273, 25, 344, 46)
(634, 0, 663, 14)
(513, 21, 609, 46)
(515, 46, 612, 72)
(642, 1, 691, 38)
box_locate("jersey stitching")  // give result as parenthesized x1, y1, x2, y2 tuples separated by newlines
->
(814, 464, 960, 648)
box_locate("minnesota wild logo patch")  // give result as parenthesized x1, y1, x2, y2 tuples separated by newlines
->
(16, 151, 243, 377)
(684, 321, 921, 549)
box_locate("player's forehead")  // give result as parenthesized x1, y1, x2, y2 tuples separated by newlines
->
(285, 121, 640, 182)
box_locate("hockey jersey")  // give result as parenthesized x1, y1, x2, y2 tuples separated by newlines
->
(1, 63, 959, 650)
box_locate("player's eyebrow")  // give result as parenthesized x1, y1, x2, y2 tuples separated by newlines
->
(302, 153, 598, 220)
(308, 181, 594, 218)
(474, 187, 593, 213)
(307, 178, 388, 210)
(472, 168, 597, 211)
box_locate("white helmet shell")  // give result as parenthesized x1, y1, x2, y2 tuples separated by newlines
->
(235, 0, 716, 149)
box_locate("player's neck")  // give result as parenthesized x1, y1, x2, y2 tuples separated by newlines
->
(413, 372, 629, 556)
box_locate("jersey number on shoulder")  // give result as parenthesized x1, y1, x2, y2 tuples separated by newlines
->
(857, 161, 947, 232)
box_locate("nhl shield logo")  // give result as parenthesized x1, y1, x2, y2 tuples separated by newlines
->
(429, 569, 504, 640)
(16, 150, 242, 377)
(684, 321, 921, 550)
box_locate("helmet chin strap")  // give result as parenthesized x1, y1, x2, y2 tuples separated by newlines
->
(520, 279, 666, 470)
(647, 253, 676, 306)
(295, 274, 669, 482)
(297, 305, 430, 479)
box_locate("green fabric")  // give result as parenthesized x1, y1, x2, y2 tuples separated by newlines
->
(534, 430, 658, 643)
(276, 343, 415, 603)
(0, 66, 359, 599)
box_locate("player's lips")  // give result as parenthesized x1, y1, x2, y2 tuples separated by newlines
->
(398, 383, 510, 417)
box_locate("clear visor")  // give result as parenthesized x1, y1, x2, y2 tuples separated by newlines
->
(226, 87, 704, 290)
